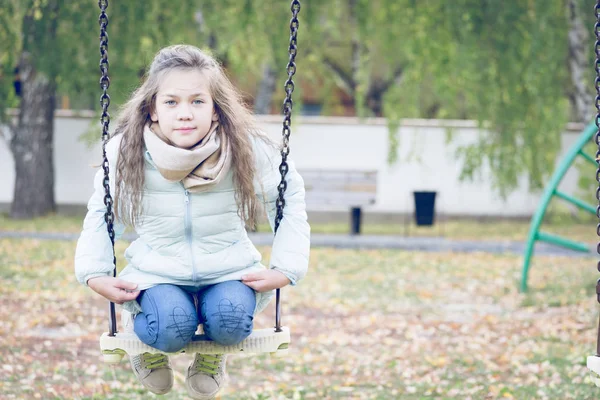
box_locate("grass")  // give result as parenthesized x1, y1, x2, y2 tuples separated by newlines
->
(0, 234, 599, 399)
(2, 212, 599, 244)
(0, 213, 84, 234)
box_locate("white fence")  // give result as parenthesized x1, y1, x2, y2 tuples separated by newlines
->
(0, 111, 589, 219)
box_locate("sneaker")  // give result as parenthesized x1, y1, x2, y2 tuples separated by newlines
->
(130, 352, 173, 395)
(185, 353, 227, 399)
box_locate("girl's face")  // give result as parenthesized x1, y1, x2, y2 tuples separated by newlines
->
(151, 68, 218, 149)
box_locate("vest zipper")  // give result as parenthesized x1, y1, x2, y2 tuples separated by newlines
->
(184, 189, 197, 282)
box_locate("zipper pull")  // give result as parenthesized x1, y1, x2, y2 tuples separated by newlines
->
(184, 190, 190, 204)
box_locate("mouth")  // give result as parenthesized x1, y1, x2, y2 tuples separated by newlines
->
(175, 127, 196, 133)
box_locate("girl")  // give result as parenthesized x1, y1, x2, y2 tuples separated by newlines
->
(74, 44, 310, 399)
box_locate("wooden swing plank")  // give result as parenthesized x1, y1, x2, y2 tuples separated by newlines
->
(588, 355, 600, 387)
(100, 327, 290, 363)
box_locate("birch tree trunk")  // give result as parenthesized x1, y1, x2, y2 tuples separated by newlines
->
(567, 0, 593, 123)
(9, 52, 56, 218)
(254, 63, 277, 115)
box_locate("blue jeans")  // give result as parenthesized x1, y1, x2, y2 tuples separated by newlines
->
(133, 281, 256, 353)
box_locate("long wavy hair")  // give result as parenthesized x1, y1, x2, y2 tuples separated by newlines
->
(112, 44, 265, 228)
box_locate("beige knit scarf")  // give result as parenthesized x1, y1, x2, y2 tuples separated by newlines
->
(143, 121, 231, 192)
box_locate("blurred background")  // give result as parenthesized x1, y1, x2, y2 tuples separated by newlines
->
(1, 0, 598, 224)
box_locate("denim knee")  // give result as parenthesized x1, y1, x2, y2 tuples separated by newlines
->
(134, 285, 199, 353)
(197, 281, 256, 346)
(203, 303, 254, 346)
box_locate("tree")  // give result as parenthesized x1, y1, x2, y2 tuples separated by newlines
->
(428, 0, 576, 195)
(298, 0, 588, 194)
(567, 0, 594, 124)
(313, 0, 407, 118)
(2, 0, 595, 216)
(267, 0, 592, 196)
(1, 0, 59, 218)
(0, 0, 313, 219)
(0, 0, 200, 218)
(193, 0, 320, 114)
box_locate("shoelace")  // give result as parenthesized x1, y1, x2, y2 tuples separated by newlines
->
(193, 354, 222, 375)
(142, 352, 168, 370)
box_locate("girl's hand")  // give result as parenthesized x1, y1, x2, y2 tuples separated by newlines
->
(87, 276, 140, 304)
(241, 270, 291, 292)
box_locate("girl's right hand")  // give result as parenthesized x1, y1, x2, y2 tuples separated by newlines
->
(87, 276, 140, 304)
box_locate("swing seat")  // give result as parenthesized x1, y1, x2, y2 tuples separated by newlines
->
(587, 355, 600, 387)
(100, 327, 291, 363)
(95, 2, 301, 366)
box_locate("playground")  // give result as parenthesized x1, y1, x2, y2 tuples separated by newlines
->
(0, 217, 598, 399)
(4, 1, 600, 399)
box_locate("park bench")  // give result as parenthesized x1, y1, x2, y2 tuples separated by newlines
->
(300, 169, 377, 235)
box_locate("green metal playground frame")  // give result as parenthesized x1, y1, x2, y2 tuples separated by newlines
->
(520, 122, 597, 292)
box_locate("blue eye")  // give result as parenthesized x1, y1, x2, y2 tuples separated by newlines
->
(192, 99, 204, 105)
(165, 100, 176, 105)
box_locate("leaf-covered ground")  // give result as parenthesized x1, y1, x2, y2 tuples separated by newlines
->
(0, 238, 599, 399)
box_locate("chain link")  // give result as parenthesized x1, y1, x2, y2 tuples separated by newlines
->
(274, 0, 300, 233)
(99, 0, 118, 336)
(99, 0, 115, 253)
(595, 1, 600, 303)
(273, 0, 301, 333)
(97, 0, 300, 335)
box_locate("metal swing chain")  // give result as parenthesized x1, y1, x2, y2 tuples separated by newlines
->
(273, 0, 301, 333)
(97, 0, 300, 336)
(99, 0, 118, 337)
(595, 0, 600, 356)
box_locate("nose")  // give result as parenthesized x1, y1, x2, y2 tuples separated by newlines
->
(177, 104, 192, 120)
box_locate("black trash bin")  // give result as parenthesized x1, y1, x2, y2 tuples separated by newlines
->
(413, 191, 437, 226)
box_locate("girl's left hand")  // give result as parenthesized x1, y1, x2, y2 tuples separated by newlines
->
(241, 269, 291, 292)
